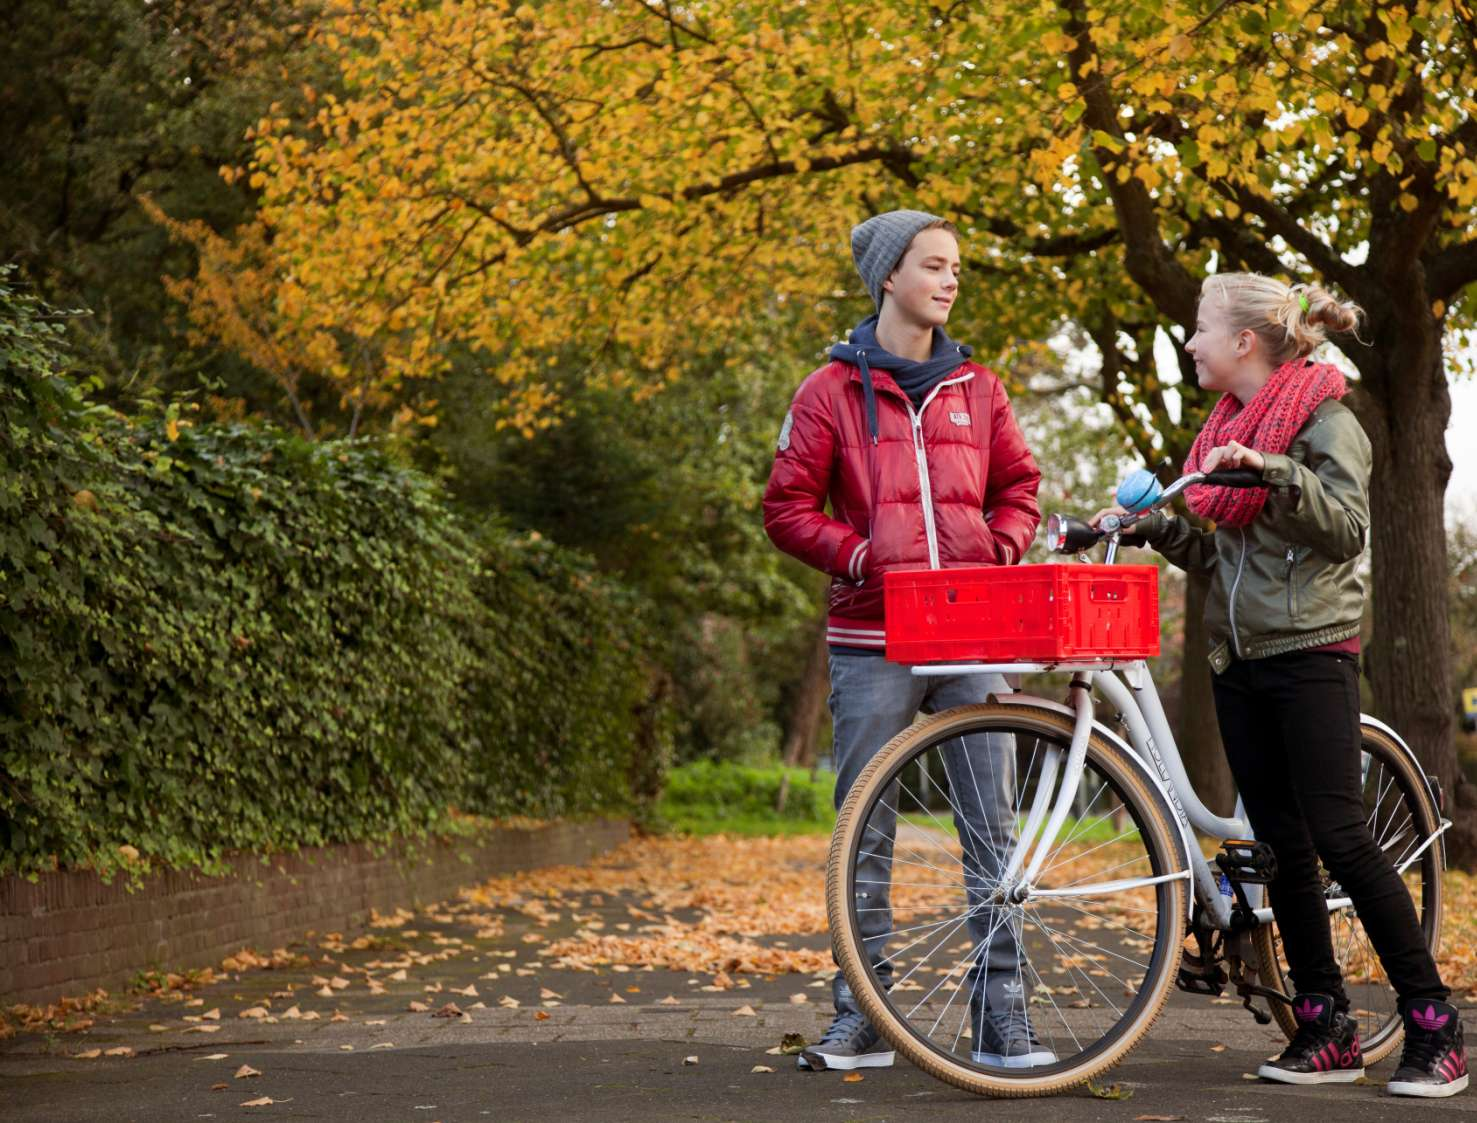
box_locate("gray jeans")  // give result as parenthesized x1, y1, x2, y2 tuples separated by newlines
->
(828, 651, 1021, 1016)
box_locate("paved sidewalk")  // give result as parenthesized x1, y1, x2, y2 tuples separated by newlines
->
(4, 843, 1474, 1123)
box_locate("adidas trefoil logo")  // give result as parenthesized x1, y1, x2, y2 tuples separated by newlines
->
(1295, 997, 1325, 1022)
(1412, 1004, 1452, 1032)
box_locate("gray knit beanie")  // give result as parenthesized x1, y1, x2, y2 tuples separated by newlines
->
(850, 209, 947, 308)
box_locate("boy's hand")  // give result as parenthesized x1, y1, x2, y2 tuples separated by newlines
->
(1202, 440, 1265, 474)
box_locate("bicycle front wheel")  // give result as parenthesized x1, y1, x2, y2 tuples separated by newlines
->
(1252, 721, 1445, 1063)
(826, 702, 1190, 1097)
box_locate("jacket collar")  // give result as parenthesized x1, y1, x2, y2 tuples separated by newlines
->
(839, 358, 976, 401)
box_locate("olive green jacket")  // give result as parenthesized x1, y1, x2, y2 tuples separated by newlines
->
(1137, 398, 1370, 672)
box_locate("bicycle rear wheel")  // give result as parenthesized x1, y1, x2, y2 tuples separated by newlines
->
(1251, 722, 1444, 1063)
(826, 702, 1190, 1097)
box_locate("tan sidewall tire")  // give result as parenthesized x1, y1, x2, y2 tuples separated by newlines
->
(825, 703, 1190, 1097)
(1251, 724, 1444, 1065)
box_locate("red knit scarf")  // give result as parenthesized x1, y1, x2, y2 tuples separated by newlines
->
(1184, 360, 1348, 527)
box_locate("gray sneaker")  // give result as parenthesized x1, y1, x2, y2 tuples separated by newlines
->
(970, 971, 1056, 1068)
(796, 1009, 896, 1071)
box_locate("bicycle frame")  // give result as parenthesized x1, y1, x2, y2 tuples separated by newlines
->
(910, 658, 1451, 935)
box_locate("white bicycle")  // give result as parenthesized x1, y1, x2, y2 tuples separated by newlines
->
(826, 470, 1448, 1096)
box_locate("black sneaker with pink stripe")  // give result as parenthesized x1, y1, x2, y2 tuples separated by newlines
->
(1257, 992, 1364, 1085)
(1389, 999, 1468, 1098)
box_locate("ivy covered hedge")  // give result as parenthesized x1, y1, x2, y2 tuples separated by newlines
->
(0, 276, 666, 877)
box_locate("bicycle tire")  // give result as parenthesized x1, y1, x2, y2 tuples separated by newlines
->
(1251, 721, 1444, 1063)
(826, 702, 1190, 1097)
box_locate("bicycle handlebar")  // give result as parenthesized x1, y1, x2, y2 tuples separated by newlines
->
(1045, 468, 1268, 555)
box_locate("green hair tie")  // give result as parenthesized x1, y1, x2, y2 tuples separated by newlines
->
(1297, 293, 1310, 313)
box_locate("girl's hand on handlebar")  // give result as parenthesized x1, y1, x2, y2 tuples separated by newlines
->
(1201, 440, 1265, 474)
(1089, 505, 1130, 529)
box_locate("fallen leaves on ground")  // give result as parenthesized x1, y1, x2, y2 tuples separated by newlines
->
(222, 948, 305, 974)
(234, 1064, 261, 1079)
(463, 836, 833, 977)
(3, 987, 118, 1036)
(842, 1072, 864, 1083)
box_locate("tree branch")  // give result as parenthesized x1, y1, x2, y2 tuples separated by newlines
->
(1428, 239, 1477, 304)
(965, 213, 1119, 258)
(440, 144, 914, 287)
(1201, 179, 1363, 296)
(1060, 0, 1199, 327)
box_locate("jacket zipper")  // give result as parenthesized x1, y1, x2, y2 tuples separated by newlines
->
(908, 407, 940, 568)
(1285, 545, 1298, 620)
(908, 372, 973, 570)
(1228, 527, 1248, 657)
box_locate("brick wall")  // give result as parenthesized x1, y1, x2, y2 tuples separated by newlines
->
(0, 819, 629, 1007)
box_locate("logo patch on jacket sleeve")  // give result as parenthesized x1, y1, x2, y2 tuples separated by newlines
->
(776, 410, 794, 451)
(949, 411, 971, 426)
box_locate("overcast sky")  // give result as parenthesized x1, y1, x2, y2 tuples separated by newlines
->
(1448, 376, 1477, 527)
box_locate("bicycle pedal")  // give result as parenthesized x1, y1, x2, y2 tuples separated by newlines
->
(1215, 839, 1278, 885)
(1240, 993, 1271, 1025)
(1175, 961, 1227, 997)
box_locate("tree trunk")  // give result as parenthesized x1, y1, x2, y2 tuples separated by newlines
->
(776, 615, 830, 814)
(1180, 568, 1236, 816)
(1356, 316, 1477, 864)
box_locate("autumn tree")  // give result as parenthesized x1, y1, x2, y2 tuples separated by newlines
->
(0, 0, 328, 410)
(166, 1, 1477, 853)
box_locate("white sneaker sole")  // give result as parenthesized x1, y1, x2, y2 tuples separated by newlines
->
(796, 1050, 895, 1071)
(972, 1050, 1057, 1068)
(1388, 1073, 1469, 1098)
(1256, 1063, 1364, 1085)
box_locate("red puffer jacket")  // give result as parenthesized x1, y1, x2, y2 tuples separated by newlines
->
(763, 359, 1041, 650)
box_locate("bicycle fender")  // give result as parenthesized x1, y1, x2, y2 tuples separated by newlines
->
(987, 691, 1198, 919)
(1360, 713, 1448, 867)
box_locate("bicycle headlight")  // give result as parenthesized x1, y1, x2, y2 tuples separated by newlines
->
(1045, 513, 1066, 553)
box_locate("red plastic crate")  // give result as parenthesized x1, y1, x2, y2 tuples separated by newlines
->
(884, 564, 1160, 664)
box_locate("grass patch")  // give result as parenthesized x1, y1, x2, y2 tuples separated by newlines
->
(654, 761, 837, 836)
(896, 812, 1140, 846)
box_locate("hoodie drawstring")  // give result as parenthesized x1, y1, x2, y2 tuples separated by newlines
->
(857, 350, 880, 446)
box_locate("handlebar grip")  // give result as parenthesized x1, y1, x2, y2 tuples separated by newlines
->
(1201, 468, 1265, 488)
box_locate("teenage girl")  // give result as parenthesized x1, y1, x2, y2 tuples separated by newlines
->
(1094, 272, 1465, 1098)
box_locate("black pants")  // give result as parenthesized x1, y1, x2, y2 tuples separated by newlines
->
(1212, 649, 1448, 1008)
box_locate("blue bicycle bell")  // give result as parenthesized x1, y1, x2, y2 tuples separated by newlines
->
(1116, 468, 1163, 513)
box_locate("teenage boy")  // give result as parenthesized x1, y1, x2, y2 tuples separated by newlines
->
(763, 210, 1044, 1071)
